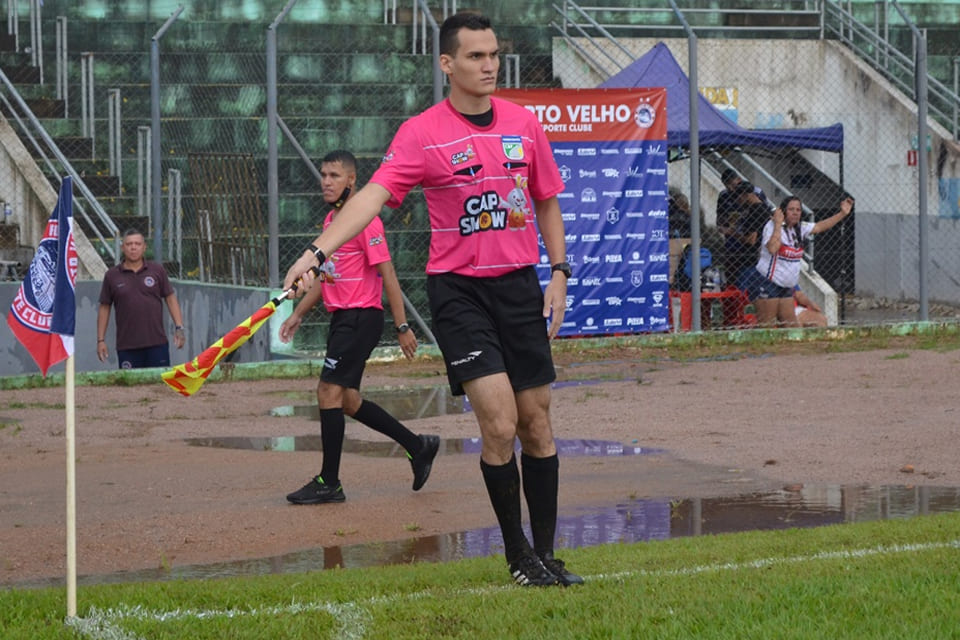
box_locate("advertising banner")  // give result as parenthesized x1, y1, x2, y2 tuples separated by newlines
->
(499, 88, 670, 336)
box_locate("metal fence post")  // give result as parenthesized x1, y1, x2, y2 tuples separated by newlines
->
(150, 5, 184, 262)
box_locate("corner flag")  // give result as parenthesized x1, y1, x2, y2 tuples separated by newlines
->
(6, 177, 77, 376)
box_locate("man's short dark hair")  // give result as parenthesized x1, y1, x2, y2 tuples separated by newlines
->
(122, 228, 144, 240)
(439, 12, 492, 56)
(321, 149, 357, 171)
(721, 168, 739, 186)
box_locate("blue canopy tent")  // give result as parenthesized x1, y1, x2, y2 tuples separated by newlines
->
(599, 42, 844, 153)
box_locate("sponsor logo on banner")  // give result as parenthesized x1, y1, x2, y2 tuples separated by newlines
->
(625, 146, 643, 154)
(579, 169, 597, 178)
(649, 253, 669, 262)
(652, 292, 664, 306)
(565, 295, 574, 310)
(627, 296, 646, 304)
(605, 296, 623, 306)
(630, 270, 644, 287)
(627, 317, 645, 326)
(582, 276, 602, 286)
(577, 148, 597, 156)
(604, 318, 623, 327)
(634, 100, 657, 128)
(559, 165, 572, 182)
(604, 254, 623, 263)
(625, 189, 644, 198)
(648, 209, 667, 218)
(648, 144, 666, 156)
(602, 168, 620, 178)
(583, 255, 600, 265)
(600, 148, 620, 155)
(554, 148, 574, 156)
(581, 188, 597, 203)
(602, 190, 623, 198)
(606, 208, 620, 224)
(582, 299, 601, 306)
(650, 274, 669, 283)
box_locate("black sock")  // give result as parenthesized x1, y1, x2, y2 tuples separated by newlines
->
(481, 454, 530, 564)
(521, 452, 559, 557)
(352, 400, 421, 455)
(318, 408, 345, 486)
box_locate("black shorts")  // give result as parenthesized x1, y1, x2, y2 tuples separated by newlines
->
(427, 266, 556, 396)
(320, 307, 384, 389)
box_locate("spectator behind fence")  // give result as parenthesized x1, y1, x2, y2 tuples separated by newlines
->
(724, 181, 771, 287)
(794, 287, 828, 327)
(97, 229, 185, 369)
(746, 195, 854, 326)
(716, 168, 769, 244)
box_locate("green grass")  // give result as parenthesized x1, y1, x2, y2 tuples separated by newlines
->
(3, 513, 960, 639)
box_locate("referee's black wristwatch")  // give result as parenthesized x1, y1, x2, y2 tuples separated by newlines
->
(396, 322, 410, 334)
(551, 261, 572, 279)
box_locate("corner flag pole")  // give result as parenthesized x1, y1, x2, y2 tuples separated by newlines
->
(66, 355, 76, 617)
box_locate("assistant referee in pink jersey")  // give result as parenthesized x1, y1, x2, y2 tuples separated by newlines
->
(284, 12, 580, 587)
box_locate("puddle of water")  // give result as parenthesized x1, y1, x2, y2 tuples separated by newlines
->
(15, 484, 960, 589)
(184, 435, 658, 458)
(268, 379, 632, 421)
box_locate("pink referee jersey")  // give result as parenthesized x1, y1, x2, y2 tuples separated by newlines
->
(370, 96, 565, 277)
(319, 210, 391, 312)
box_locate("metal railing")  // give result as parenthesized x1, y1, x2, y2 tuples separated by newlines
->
(822, 0, 960, 140)
(0, 68, 119, 261)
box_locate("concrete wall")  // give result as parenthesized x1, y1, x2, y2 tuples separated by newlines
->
(1, 280, 279, 377)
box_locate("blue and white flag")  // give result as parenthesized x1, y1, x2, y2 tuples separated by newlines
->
(6, 177, 76, 376)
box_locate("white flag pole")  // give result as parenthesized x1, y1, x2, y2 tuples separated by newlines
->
(65, 354, 76, 618)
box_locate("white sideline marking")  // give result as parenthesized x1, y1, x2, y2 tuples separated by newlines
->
(67, 539, 960, 640)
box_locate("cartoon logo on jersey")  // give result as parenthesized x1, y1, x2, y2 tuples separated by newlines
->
(505, 175, 530, 231)
(451, 144, 476, 166)
(460, 191, 508, 236)
(369, 235, 384, 246)
(319, 258, 338, 284)
(501, 135, 524, 161)
(381, 150, 395, 163)
(634, 100, 656, 129)
(144, 276, 156, 287)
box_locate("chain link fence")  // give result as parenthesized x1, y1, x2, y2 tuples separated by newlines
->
(4, 0, 960, 353)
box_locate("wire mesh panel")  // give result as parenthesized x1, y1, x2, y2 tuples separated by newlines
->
(188, 152, 267, 286)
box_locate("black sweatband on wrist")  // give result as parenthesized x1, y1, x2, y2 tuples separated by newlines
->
(309, 243, 326, 265)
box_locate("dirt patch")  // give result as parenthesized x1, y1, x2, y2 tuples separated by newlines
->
(2, 342, 958, 586)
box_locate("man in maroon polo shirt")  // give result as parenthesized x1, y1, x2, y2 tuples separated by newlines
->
(97, 230, 185, 369)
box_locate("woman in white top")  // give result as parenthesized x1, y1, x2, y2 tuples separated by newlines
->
(752, 195, 854, 326)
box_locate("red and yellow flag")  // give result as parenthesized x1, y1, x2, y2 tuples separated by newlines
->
(162, 298, 280, 396)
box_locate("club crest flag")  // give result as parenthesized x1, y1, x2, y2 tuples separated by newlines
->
(6, 177, 77, 376)
(161, 298, 280, 396)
